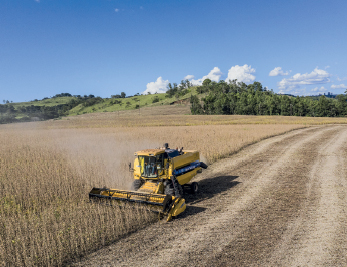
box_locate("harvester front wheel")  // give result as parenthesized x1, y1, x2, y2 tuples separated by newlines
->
(191, 182, 199, 194)
(165, 179, 183, 197)
(131, 179, 142, 191)
(164, 184, 174, 196)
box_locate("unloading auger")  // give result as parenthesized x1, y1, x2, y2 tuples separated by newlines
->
(89, 143, 207, 221)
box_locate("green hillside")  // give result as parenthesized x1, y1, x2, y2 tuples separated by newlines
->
(68, 88, 197, 116)
(0, 87, 198, 124)
(11, 96, 76, 108)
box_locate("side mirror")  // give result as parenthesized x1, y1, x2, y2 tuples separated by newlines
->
(129, 163, 133, 172)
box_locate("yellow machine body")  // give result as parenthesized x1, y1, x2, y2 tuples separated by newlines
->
(133, 148, 201, 185)
(89, 145, 206, 221)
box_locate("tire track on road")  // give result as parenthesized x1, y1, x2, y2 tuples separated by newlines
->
(205, 126, 342, 267)
(269, 126, 347, 267)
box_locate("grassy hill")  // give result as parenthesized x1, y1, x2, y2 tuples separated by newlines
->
(10, 96, 75, 108)
(68, 88, 197, 116)
(0, 87, 199, 124)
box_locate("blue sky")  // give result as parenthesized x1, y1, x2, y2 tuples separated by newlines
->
(1, 0, 347, 102)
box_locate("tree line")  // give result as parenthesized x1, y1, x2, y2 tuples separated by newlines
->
(166, 79, 193, 98)
(189, 79, 347, 117)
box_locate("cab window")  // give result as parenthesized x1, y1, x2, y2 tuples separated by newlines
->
(138, 154, 164, 178)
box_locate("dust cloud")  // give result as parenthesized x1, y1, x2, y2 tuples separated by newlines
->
(50, 129, 159, 190)
(199, 154, 209, 166)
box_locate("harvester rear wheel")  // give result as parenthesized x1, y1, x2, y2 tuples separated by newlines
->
(131, 179, 142, 191)
(191, 182, 199, 194)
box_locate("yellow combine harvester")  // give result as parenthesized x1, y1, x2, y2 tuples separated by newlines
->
(89, 143, 207, 221)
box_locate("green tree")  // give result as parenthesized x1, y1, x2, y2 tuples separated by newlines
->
(166, 83, 177, 97)
(202, 79, 212, 86)
(316, 96, 330, 117)
(185, 79, 192, 88)
(336, 94, 347, 115)
(190, 95, 203, 114)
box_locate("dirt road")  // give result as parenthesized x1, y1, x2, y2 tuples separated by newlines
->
(74, 125, 347, 266)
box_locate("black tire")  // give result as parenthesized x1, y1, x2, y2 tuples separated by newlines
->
(131, 179, 142, 191)
(200, 162, 208, 169)
(164, 183, 174, 195)
(164, 178, 183, 197)
(177, 182, 184, 196)
(190, 182, 199, 194)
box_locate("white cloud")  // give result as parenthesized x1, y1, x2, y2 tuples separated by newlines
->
(331, 84, 346, 89)
(188, 67, 222, 85)
(115, 8, 119, 12)
(185, 67, 222, 85)
(184, 75, 195, 80)
(337, 76, 347, 81)
(142, 77, 169, 94)
(269, 67, 289, 76)
(311, 86, 327, 92)
(278, 67, 330, 92)
(225, 64, 256, 84)
(35, 0, 40, 2)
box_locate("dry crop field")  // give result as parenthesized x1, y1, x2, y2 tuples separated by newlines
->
(1, 107, 346, 266)
(50, 105, 347, 128)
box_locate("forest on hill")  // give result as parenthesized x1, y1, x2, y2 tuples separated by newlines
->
(189, 79, 347, 117)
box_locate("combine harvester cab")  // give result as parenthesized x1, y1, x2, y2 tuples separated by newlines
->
(89, 143, 207, 221)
